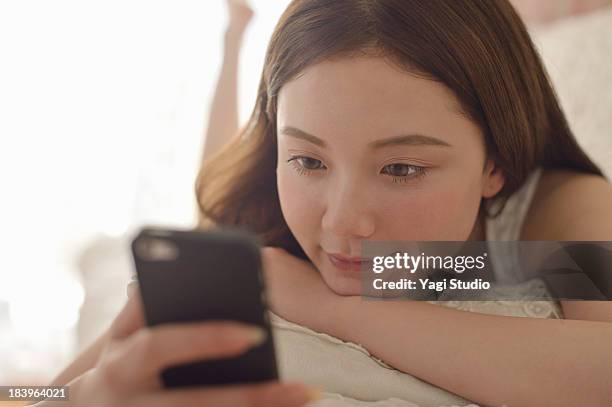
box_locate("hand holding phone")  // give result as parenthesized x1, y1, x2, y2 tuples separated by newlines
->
(43, 286, 317, 407)
(130, 226, 279, 387)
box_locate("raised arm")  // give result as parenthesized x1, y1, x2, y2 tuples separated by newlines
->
(201, 0, 253, 163)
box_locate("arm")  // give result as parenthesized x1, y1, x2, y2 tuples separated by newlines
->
(25, 331, 109, 405)
(201, 1, 253, 163)
(46, 329, 109, 387)
(46, 281, 140, 387)
(323, 298, 612, 407)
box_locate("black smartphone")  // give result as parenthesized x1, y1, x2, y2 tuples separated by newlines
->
(130, 226, 278, 388)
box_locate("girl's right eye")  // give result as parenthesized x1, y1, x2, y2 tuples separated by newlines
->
(286, 156, 326, 176)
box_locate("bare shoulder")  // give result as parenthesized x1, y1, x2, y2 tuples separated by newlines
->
(521, 168, 612, 241)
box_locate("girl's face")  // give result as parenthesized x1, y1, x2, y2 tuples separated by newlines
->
(276, 56, 504, 295)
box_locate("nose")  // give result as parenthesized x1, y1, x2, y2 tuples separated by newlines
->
(321, 176, 375, 239)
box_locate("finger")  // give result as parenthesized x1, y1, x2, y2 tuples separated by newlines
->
(109, 288, 145, 341)
(132, 381, 319, 407)
(115, 321, 268, 378)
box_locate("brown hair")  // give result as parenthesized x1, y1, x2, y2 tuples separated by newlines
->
(195, 0, 604, 259)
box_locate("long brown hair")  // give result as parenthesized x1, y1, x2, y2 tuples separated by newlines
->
(195, 0, 604, 259)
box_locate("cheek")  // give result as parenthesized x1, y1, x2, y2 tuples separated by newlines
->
(378, 177, 482, 240)
(276, 168, 322, 235)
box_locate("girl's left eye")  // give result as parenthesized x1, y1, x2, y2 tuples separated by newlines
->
(381, 163, 427, 183)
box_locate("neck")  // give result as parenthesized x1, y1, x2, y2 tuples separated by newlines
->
(468, 210, 487, 241)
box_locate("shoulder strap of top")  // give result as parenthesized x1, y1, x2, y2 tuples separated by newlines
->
(485, 167, 543, 283)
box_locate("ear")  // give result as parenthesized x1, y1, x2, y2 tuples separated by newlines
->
(482, 159, 505, 198)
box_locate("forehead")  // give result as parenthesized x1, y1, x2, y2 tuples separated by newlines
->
(276, 56, 468, 140)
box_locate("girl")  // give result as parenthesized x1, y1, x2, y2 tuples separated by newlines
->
(196, 0, 612, 405)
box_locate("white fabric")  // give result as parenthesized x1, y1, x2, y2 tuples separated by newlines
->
(271, 312, 475, 407)
(486, 167, 543, 283)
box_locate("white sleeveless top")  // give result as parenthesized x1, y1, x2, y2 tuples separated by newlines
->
(425, 167, 564, 319)
(487, 166, 544, 282)
(271, 167, 564, 407)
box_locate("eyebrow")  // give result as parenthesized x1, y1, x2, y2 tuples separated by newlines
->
(279, 126, 452, 149)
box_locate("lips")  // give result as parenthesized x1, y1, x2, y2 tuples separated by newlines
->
(327, 252, 372, 271)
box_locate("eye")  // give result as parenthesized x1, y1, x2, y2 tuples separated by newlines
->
(381, 164, 427, 183)
(286, 155, 326, 176)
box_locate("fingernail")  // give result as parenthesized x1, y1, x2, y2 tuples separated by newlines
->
(282, 384, 323, 405)
(244, 326, 267, 345)
(307, 387, 323, 401)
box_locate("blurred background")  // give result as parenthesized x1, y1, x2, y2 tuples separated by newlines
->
(0, 0, 611, 386)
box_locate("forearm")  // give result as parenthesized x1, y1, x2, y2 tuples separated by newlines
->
(202, 29, 244, 163)
(46, 329, 109, 387)
(328, 298, 612, 407)
(28, 372, 87, 406)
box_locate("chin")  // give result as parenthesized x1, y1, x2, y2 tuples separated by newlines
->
(319, 268, 362, 296)
(305, 246, 363, 295)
